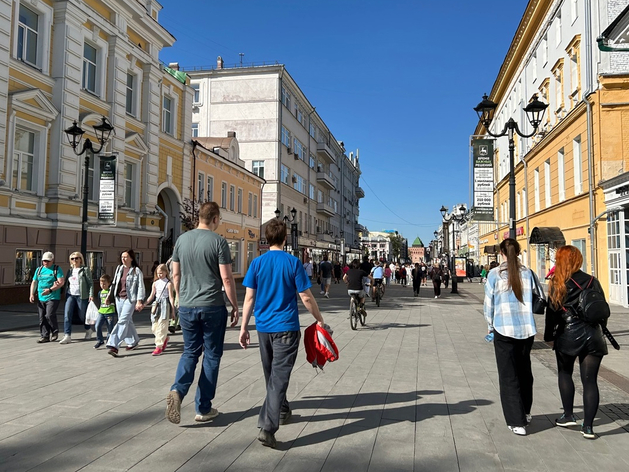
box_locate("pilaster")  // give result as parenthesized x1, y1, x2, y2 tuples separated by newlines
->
(0, 0, 12, 182)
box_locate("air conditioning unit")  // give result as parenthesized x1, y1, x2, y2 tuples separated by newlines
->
(303, 197, 308, 203)
(286, 147, 292, 154)
(292, 175, 297, 183)
(294, 154, 299, 160)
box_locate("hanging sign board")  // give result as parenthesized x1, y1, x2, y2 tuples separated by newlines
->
(471, 139, 494, 221)
(98, 154, 117, 225)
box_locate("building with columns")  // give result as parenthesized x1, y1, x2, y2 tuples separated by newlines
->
(0, 0, 193, 303)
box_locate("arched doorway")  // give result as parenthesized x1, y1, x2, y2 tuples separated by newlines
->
(157, 186, 182, 262)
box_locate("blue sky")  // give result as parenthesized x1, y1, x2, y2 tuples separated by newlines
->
(158, 0, 527, 246)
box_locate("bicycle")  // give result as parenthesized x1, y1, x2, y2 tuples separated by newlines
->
(373, 279, 384, 307)
(349, 293, 366, 330)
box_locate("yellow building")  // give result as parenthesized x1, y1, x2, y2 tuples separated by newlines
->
(0, 0, 193, 303)
(192, 136, 264, 279)
(474, 0, 629, 307)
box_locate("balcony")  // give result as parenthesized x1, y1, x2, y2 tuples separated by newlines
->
(316, 171, 337, 189)
(316, 201, 335, 217)
(355, 186, 365, 198)
(316, 141, 336, 163)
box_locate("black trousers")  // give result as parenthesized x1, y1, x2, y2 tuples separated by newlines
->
(432, 280, 441, 296)
(38, 299, 60, 338)
(258, 330, 301, 434)
(493, 331, 534, 427)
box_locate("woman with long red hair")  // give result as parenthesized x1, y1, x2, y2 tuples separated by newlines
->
(544, 245, 607, 440)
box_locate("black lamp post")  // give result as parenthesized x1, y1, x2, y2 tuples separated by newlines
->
(275, 207, 298, 257)
(440, 205, 470, 294)
(474, 94, 547, 239)
(64, 117, 114, 258)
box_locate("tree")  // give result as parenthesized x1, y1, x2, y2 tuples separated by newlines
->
(179, 188, 200, 231)
(388, 233, 403, 261)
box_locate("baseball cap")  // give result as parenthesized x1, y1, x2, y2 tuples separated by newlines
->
(42, 251, 54, 261)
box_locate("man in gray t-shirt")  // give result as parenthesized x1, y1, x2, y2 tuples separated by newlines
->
(166, 202, 239, 425)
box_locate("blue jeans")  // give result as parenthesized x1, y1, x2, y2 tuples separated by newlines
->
(107, 298, 140, 348)
(171, 305, 228, 415)
(95, 313, 115, 342)
(64, 295, 89, 335)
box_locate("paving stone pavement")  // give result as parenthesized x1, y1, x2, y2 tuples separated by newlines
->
(1, 280, 629, 471)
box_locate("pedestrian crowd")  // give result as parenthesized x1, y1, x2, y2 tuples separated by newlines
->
(28, 208, 616, 447)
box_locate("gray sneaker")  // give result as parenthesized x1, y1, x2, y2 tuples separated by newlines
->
(195, 408, 219, 422)
(166, 390, 181, 424)
(555, 413, 579, 427)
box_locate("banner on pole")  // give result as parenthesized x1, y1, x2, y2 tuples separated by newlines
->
(471, 139, 494, 221)
(98, 154, 117, 225)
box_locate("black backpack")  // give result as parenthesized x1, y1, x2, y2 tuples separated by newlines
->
(570, 276, 610, 325)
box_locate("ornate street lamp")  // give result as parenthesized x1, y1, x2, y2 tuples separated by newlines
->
(275, 207, 299, 257)
(439, 205, 469, 294)
(64, 117, 114, 258)
(474, 93, 547, 239)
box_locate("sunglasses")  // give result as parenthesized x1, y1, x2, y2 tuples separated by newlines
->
(70, 257, 81, 260)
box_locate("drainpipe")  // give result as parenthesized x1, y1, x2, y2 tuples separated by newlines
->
(584, 0, 596, 275)
(523, 157, 531, 268)
(155, 203, 168, 262)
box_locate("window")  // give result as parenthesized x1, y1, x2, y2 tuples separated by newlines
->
(207, 176, 213, 202)
(531, 53, 537, 83)
(317, 189, 323, 203)
(13, 129, 34, 192)
(293, 173, 306, 194)
(191, 83, 200, 104)
(281, 126, 291, 148)
(571, 0, 579, 24)
(247, 242, 255, 269)
(572, 239, 586, 271)
(15, 249, 41, 285)
(252, 160, 264, 179)
(552, 60, 564, 112)
(567, 35, 581, 107)
(558, 149, 565, 202)
(17, 4, 38, 67)
(191, 123, 199, 138)
(293, 138, 305, 160)
(253, 194, 258, 218)
(522, 188, 527, 217)
(248, 192, 252, 216)
(221, 182, 227, 208)
(229, 185, 235, 211)
(162, 96, 173, 134)
(309, 122, 316, 138)
(85, 151, 97, 201)
(534, 168, 540, 212)
(281, 164, 289, 184)
(198, 172, 205, 203)
(229, 241, 240, 273)
(309, 184, 315, 200)
(82, 43, 97, 93)
(544, 159, 551, 208)
(237, 188, 243, 213)
(126, 73, 135, 116)
(542, 35, 548, 65)
(124, 162, 135, 208)
(555, 12, 562, 46)
(573, 136, 582, 194)
(309, 154, 316, 169)
(516, 192, 521, 220)
(281, 86, 291, 109)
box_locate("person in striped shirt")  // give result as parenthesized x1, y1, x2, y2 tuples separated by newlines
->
(484, 238, 538, 437)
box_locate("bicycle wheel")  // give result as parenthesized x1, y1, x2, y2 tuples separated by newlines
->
(349, 299, 358, 330)
(358, 304, 366, 326)
(381, 284, 386, 298)
(375, 289, 381, 307)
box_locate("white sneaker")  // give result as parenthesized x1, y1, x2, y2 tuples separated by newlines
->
(84, 329, 93, 340)
(324, 293, 329, 298)
(195, 408, 219, 422)
(434, 296, 438, 298)
(320, 291, 325, 295)
(59, 335, 71, 344)
(508, 425, 527, 436)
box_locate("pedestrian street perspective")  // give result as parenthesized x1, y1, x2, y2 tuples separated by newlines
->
(2, 281, 629, 472)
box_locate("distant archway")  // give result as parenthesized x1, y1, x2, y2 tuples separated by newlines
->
(156, 186, 181, 262)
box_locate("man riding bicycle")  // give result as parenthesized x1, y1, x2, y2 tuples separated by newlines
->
(343, 259, 372, 312)
(370, 262, 385, 302)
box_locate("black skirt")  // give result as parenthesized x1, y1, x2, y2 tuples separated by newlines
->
(555, 318, 608, 357)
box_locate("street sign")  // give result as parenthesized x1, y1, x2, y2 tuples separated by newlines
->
(98, 154, 117, 225)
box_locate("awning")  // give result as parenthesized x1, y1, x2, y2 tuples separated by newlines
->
(483, 244, 500, 254)
(529, 227, 565, 245)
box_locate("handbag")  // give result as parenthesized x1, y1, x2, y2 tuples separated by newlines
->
(530, 269, 547, 314)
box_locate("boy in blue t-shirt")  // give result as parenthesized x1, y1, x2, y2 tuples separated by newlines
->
(29, 252, 65, 343)
(239, 220, 324, 448)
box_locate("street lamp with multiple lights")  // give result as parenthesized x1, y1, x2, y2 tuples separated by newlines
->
(64, 117, 115, 258)
(275, 207, 298, 257)
(440, 204, 470, 294)
(474, 93, 548, 240)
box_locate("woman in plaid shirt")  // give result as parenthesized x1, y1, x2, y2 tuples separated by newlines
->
(484, 238, 538, 436)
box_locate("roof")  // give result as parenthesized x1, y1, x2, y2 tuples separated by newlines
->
(411, 237, 424, 247)
(194, 137, 235, 151)
(598, 3, 629, 51)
